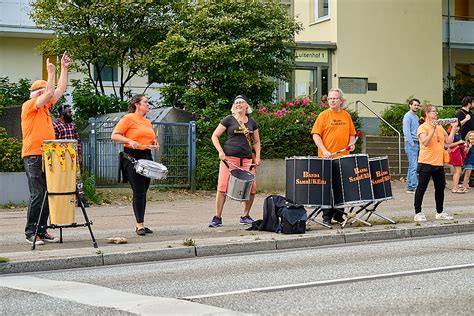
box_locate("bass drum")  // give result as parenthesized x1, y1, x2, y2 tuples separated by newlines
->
(369, 156, 393, 202)
(332, 154, 374, 208)
(285, 156, 332, 208)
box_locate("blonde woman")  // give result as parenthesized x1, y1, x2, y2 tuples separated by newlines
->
(209, 95, 261, 227)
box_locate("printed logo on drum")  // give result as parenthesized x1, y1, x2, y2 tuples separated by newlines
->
(349, 167, 370, 182)
(372, 170, 391, 185)
(295, 171, 327, 185)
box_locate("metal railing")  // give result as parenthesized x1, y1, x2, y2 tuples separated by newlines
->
(355, 100, 402, 174)
(81, 119, 196, 190)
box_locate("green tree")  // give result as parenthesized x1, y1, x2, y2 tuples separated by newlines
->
(30, 0, 178, 100)
(0, 77, 31, 113)
(151, 0, 302, 111)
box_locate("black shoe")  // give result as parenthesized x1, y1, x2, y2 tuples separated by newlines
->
(136, 228, 146, 236)
(334, 217, 345, 224)
(144, 227, 153, 234)
(322, 219, 332, 227)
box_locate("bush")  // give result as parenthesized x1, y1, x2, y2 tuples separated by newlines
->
(0, 127, 23, 172)
(81, 171, 98, 204)
(71, 79, 128, 129)
(380, 102, 461, 136)
(194, 97, 362, 190)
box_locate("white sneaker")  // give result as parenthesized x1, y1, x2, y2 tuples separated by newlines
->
(414, 213, 427, 222)
(435, 212, 454, 220)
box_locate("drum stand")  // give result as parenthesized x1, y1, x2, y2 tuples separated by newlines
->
(348, 201, 396, 226)
(31, 186, 98, 250)
(307, 207, 333, 229)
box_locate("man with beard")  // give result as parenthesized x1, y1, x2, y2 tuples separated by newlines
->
(53, 105, 88, 207)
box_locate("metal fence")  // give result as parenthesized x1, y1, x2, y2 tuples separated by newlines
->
(81, 118, 196, 190)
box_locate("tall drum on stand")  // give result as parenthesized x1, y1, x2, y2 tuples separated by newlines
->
(42, 139, 77, 225)
(369, 156, 393, 202)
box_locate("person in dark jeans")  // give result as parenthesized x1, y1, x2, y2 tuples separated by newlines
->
(111, 94, 158, 236)
(414, 105, 457, 222)
(21, 52, 70, 245)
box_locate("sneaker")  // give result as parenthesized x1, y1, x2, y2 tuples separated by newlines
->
(239, 215, 254, 225)
(406, 189, 416, 194)
(40, 232, 60, 243)
(208, 216, 222, 228)
(25, 235, 45, 245)
(322, 219, 332, 227)
(414, 212, 427, 222)
(435, 212, 454, 220)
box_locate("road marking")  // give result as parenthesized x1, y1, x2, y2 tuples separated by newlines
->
(183, 263, 474, 299)
(1, 276, 244, 316)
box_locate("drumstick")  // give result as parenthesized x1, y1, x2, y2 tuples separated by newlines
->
(331, 131, 363, 155)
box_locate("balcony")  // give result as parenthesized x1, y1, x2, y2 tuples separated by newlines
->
(0, 0, 53, 38)
(443, 16, 474, 49)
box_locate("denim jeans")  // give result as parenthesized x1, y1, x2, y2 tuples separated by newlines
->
(23, 156, 49, 237)
(404, 142, 419, 190)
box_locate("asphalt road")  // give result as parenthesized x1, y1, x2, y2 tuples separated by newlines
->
(1, 233, 473, 315)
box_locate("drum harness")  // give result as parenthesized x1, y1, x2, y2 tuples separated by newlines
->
(234, 115, 256, 170)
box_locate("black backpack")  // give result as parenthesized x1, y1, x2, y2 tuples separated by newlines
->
(258, 195, 307, 234)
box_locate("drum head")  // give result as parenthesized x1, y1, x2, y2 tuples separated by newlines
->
(230, 168, 254, 181)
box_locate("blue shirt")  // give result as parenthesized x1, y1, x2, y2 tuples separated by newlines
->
(466, 146, 474, 165)
(403, 111, 419, 145)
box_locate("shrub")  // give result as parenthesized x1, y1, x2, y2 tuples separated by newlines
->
(443, 75, 474, 105)
(81, 171, 98, 204)
(71, 79, 128, 129)
(0, 127, 23, 172)
(380, 101, 461, 136)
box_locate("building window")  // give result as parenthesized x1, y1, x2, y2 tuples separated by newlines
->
(315, 0, 329, 20)
(339, 77, 368, 94)
(93, 61, 118, 82)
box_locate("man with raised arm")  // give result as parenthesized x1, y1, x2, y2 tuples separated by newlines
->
(21, 52, 71, 245)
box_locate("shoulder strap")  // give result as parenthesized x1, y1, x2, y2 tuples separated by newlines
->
(234, 115, 253, 151)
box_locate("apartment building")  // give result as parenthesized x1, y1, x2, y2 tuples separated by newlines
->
(286, 0, 473, 130)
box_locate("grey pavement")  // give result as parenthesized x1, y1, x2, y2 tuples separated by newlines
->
(1, 180, 473, 274)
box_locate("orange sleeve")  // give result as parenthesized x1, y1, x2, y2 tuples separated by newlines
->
(113, 115, 131, 135)
(311, 111, 326, 135)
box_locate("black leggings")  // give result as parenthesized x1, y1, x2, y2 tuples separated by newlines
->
(414, 164, 445, 214)
(122, 148, 152, 224)
(125, 163, 151, 223)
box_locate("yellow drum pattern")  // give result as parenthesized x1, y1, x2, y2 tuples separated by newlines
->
(42, 140, 77, 225)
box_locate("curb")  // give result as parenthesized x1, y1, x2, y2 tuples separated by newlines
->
(1, 223, 473, 275)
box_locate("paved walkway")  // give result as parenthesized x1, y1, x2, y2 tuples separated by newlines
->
(1, 180, 473, 274)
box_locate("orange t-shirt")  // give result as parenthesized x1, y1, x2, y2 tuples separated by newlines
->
(311, 108, 356, 157)
(113, 113, 156, 148)
(21, 98, 56, 157)
(417, 122, 447, 166)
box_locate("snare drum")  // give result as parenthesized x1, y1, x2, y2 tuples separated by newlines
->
(286, 156, 332, 208)
(369, 156, 393, 202)
(226, 168, 255, 201)
(134, 159, 168, 180)
(42, 140, 77, 225)
(332, 154, 374, 208)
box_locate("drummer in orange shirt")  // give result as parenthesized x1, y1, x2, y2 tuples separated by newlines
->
(311, 88, 356, 226)
(111, 95, 159, 236)
(21, 52, 71, 245)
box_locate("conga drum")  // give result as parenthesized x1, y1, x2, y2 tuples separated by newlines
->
(286, 156, 332, 208)
(42, 140, 77, 225)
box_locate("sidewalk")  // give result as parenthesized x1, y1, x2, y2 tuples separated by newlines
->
(1, 180, 473, 274)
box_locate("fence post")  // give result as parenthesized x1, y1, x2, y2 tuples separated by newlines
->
(189, 121, 196, 192)
(89, 117, 97, 178)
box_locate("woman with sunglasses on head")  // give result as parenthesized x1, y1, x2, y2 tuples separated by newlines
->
(208, 95, 261, 228)
(111, 94, 159, 236)
(414, 105, 458, 222)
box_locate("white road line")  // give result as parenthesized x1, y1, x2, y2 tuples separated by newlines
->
(183, 263, 474, 300)
(1, 276, 244, 316)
